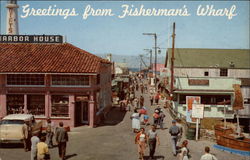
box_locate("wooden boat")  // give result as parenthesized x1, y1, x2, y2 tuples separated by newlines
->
(214, 124, 250, 151)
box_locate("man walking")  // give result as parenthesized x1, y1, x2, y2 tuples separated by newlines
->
(46, 118, 54, 148)
(55, 122, 68, 160)
(147, 125, 160, 160)
(200, 146, 218, 160)
(22, 121, 31, 152)
(31, 132, 40, 160)
(169, 120, 180, 156)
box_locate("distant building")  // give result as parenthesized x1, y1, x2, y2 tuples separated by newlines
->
(165, 48, 250, 120)
(114, 62, 129, 75)
(0, 43, 112, 128)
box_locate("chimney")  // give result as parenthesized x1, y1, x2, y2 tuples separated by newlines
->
(6, 0, 19, 35)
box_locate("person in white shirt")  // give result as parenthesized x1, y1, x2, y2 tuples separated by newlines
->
(200, 146, 218, 160)
(30, 132, 40, 160)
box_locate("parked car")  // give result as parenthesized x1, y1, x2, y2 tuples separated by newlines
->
(0, 114, 42, 144)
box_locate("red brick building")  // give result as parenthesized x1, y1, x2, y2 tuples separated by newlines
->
(0, 43, 112, 128)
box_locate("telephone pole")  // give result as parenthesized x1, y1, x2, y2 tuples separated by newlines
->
(170, 22, 176, 96)
(143, 33, 157, 88)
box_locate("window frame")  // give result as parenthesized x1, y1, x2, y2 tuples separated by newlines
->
(6, 74, 45, 87)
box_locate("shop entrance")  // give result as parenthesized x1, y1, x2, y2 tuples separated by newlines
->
(75, 97, 89, 126)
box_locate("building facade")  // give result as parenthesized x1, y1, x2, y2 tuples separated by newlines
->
(165, 48, 250, 119)
(0, 43, 112, 128)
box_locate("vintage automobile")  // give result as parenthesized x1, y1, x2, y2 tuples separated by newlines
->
(0, 114, 42, 144)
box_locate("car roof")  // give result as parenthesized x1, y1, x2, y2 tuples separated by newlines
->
(2, 114, 33, 121)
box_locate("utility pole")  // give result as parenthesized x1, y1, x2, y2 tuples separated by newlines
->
(143, 49, 152, 69)
(143, 33, 157, 88)
(170, 22, 176, 97)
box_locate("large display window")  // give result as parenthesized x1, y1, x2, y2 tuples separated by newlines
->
(7, 95, 24, 114)
(27, 95, 45, 116)
(51, 95, 69, 117)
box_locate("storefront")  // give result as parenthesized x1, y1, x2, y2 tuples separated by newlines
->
(0, 43, 112, 128)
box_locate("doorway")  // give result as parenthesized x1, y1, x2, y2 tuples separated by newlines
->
(75, 101, 89, 126)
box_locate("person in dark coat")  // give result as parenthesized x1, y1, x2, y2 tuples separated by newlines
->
(55, 122, 68, 160)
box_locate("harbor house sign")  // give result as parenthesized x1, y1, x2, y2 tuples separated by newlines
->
(0, 35, 63, 43)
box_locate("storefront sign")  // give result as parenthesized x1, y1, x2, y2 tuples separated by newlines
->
(76, 96, 89, 101)
(188, 79, 209, 85)
(0, 35, 63, 43)
(192, 104, 204, 119)
(186, 96, 201, 122)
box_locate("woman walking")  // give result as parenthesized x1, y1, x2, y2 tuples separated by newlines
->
(131, 109, 141, 133)
(135, 128, 148, 160)
(178, 140, 189, 160)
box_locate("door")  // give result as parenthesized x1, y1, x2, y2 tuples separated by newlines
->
(82, 102, 89, 124)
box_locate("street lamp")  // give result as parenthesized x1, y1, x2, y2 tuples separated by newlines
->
(143, 33, 157, 88)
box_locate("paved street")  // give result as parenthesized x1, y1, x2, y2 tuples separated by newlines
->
(0, 90, 248, 160)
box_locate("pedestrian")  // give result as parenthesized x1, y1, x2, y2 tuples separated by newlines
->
(200, 146, 218, 160)
(139, 96, 144, 108)
(178, 140, 189, 160)
(176, 119, 183, 147)
(169, 120, 180, 156)
(147, 125, 160, 160)
(159, 109, 166, 130)
(139, 107, 147, 124)
(133, 97, 139, 109)
(135, 128, 147, 160)
(154, 91, 160, 105)
(37, 136, 50, 160)
(143, 114, 149, 126)
(131, 109, 141, 133)
(136, 84, 139, 91)
(153, 110, 160, 127)
(150, 94, 154, 106)
(46, 118, 54, 148)
(31, 132, 40, 160)
(22, 120, 31, 152)
(127, 100, 132, 111)
(55, 122, 68, 160)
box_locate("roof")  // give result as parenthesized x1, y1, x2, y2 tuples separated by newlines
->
(0, 43, 110, 73)
(2, 114, 33, 120)
(167, 48, 250, 69)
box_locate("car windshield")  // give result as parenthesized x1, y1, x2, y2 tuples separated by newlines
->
(0, 120, 24, 125)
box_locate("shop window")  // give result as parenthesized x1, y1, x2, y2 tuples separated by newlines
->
(220, 68, 228, 77)
(52, 75, 89, 86)
(27, 95, 45, 116)
(7, 95, 24, 114)
(51, 95, 69, 117)
(7, 74, 44, 85)
(204, 71, 209, 76)
(179, 95, 186, 104)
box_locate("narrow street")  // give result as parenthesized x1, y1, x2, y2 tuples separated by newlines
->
(0, 85, 246, 160)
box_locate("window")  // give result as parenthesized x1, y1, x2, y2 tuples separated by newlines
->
(7, 74, 44, 85)
(27, 95, 45, 116)
(52, 75, 89, 86)
(51, 95, 69, 117)
(220, 68, 228, 77)
(204, 71, 209, 76)
(179, 94, 231, 105)
(244, 98, 250, 104)
(7, 95, 24, 114)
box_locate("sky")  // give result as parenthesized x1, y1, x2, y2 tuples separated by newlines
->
(0, 1, 249, 57)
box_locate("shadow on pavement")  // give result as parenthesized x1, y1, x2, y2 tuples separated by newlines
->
(99, 106, 127, 126)
(143, 155, 165, 160)
(65, 153, 77, 160)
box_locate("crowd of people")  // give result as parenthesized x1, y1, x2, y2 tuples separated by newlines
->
(22, 119, 68, 160)
(127, 74, 218, 160)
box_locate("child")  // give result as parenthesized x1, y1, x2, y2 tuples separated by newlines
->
(144, 114, 149, 126)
